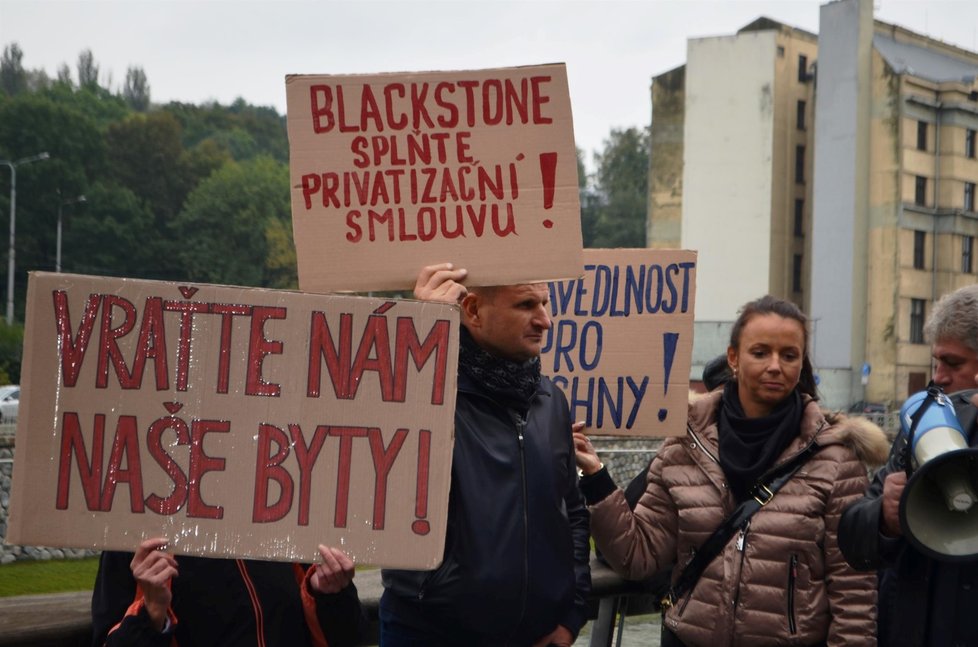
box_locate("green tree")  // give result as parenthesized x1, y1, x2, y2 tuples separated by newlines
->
(577, 147, 600, 248)
(122, 66, 150, 111)
(0, 320, 24, 384)
(585, 127, 649, 248)
(56, 63, 72, 87)
(165, 100, 288, 163)
(63, 181, 158, 278)
(105, 111, 189, 218)
(170, 156, 293, 287)
(0, 93, 106, 313)
(0, 43, 27, 96)
(76, 49, 100, 89)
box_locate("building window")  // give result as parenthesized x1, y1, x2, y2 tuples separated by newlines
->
(792, 254, 803, 293)
(967, 129, 976, 159)
(795, 145, 805, 183)
(908, 371, 928, 395)
(917, 121, 928, 151)
(796, 100, 806, 130)
(966, 182, 976, 212)
(910, 298, 926, 344)
(798, 54, 808, 82)
(777, 45, 785, 57)
(964, 236, 974, 273)
(915, 176, 927, 206)
(794, 199, 804, 237)
(913, 230, 926, 269)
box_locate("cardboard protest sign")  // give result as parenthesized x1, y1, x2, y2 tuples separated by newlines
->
(286, 63, 583, 292)
(6, 273, 458, 569)
(541, 249, 697, 437)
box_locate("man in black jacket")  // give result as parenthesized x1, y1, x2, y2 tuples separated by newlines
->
(380, 264, 592, 647)
(838, 285, 978, 646)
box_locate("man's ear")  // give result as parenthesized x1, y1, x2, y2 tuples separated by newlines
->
(460, 292, 481, 328)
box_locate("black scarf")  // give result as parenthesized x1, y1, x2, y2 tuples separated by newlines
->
(717, 380, 803, 502)
(457, 326, 541, 414)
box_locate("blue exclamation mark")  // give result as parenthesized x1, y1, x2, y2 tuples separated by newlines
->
(658, 332, 679, 422)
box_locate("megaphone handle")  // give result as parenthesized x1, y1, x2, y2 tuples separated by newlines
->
(902, 382, 945, 478)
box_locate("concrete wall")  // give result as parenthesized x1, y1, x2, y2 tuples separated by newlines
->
(810, 0, 874, 409)
(682, 32, 777, 321)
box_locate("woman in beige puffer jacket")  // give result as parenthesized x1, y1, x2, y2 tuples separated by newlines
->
(575, 296, 889, 647)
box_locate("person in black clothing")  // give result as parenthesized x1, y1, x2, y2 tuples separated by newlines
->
(91, 538, 365, 647)
(379, 263, 591, 647)
(838, 284, 978, 646)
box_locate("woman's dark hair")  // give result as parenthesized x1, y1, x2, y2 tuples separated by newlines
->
(729, 295, 819, 400)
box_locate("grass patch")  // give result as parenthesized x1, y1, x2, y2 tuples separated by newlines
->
(0, 557, 99, 597)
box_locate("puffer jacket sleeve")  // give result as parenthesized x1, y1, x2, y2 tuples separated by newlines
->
(822, 443, 879, 646)
(582, 440, 680, 581)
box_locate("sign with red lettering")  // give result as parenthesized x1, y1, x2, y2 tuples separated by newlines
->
(7, 273, 458, 568)
(286, 63, 583, 292)
(542, 249, 698, 437)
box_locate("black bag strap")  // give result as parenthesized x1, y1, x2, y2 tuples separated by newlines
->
(661, 441, 821, 609)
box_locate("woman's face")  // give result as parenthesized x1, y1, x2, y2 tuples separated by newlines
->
(728, 313, 806, 418)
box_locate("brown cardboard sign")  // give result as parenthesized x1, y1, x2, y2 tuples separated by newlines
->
(6, 273, 458, 569)
(286, 63, 583, 292)
(541, 249, 697, 437)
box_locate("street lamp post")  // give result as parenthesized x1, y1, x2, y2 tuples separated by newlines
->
(57, 192, 86, 273)
(0, 152, 51, 325)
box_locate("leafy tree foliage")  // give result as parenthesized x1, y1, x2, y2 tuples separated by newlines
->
(0, 43, 27, 97)
(58, 181, 157, 279)
(580, 127, 649, 248)
(56, 64, 72, 87)
(0, 42, 304, 376)
(170, 156, 293, 287)
(123, 66, 150, 111)
(76, 49, 100, 89)
(164, 100, 288, 163)
(0, 320, 24, 384)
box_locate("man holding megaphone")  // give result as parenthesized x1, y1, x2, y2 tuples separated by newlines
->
(839, 285, 978, 647)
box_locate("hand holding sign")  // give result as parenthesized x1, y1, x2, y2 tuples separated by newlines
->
(130, 537, 178, 631)
(414, 263, 468, 303)
(309, 544, 356, 594)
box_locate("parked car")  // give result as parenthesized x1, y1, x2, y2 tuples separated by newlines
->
(0, 384, 19, 424)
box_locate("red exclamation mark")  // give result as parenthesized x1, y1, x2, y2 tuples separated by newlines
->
(539, 152, 557, 229)
(412, 429, 431, 535)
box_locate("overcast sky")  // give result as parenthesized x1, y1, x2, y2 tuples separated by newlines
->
(2, 0, 977, 164)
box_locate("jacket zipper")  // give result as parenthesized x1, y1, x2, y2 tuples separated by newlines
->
(675, 546, 697, 616)
(787, 554, 798, 634)
(509, 411, 530, 636)
(731, 519, 751, 614)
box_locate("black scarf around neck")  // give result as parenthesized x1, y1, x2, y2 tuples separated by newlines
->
(717, 380, 803, 501)
(458, 326, 541, 414)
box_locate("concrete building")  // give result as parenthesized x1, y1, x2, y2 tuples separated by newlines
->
(648, 0, 978, 409)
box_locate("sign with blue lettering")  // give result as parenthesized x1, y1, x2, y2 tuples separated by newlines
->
(542, 249, 697, 437)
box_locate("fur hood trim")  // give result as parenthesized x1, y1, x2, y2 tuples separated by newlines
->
(820, 412, 891, 469)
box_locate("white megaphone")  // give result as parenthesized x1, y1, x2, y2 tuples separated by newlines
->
(899, 388, 978, 561)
